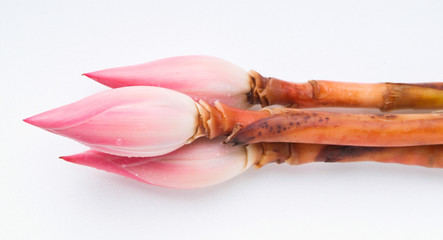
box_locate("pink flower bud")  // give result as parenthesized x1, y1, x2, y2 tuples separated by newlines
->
(24, 86, 199, 157)
(60, 138, 258, 189)
(84, 56, 252, 108)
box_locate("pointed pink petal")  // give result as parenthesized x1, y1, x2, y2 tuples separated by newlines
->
(25, 86, 198, 157)
(60, 152, 149, 183)
(84, 56, 252, 108)
(61, 138, 255, 189)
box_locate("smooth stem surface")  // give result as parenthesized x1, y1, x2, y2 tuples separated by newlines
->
(227, 109, 443, 147)
(249, 70, 443, 111)
(254, 142, 443, 168)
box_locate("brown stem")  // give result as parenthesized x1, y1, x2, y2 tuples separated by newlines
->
(253, 143, 443, 169)
(226, 108, 443, 147)
(249, 70, 443, 111)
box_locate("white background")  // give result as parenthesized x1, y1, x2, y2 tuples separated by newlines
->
(2, 0, 443, 239)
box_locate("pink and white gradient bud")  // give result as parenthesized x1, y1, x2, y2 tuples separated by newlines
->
(83, 56, 253, 108)
(24, 86, 199, 157)
(60, 138, 260, 189)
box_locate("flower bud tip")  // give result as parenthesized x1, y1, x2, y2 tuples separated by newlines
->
(23, 116, 41, 128)
(59, 155, 74, 163)
(82, 72, 96, 80)
(60, 151, 148, 183)
(23, 117, 31, 124)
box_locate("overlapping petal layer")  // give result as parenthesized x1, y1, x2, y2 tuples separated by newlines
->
(61, 138, 255, 188)
(25, 86, 199, 157)
(84, 56, 252, 108)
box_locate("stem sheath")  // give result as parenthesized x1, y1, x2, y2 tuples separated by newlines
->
(196, 101, 271, 139)
(227, 109, 443, 147)
(254, 143, 443, 168)
(249, 71, 443, 111)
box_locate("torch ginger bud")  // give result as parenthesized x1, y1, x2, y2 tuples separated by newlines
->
(60, 138, 259, 189)
(24, 86, 199, 157)
(83, 55, 253, 108)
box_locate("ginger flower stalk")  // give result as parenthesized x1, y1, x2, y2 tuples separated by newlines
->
(24, 86, 443, 158)
(84, 55, 443, 111)
(61, 140, 443, 189)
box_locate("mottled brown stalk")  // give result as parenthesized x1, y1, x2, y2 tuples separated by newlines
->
(253, 143, 443, 169)
(248, 70, 443, 111)
(226, 109, 443, 147)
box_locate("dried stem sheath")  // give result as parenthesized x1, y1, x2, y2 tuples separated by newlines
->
(254, 143, 443, 168)
(226, 109, 443, 147)
(249, 71, 443, 111)
(195, 101, 271, 140)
